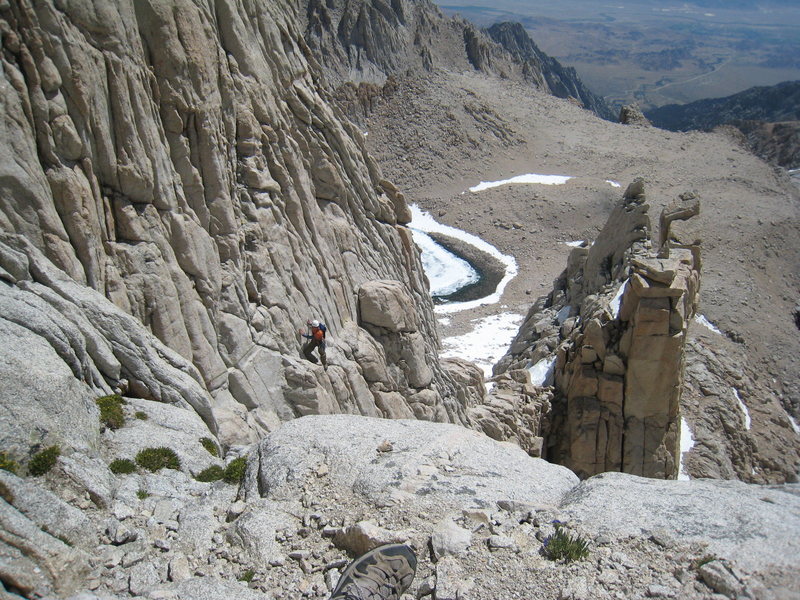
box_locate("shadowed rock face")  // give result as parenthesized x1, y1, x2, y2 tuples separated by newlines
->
(0, 0, 468, 452)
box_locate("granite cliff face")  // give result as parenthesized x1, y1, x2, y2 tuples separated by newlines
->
(0, 0, 472, 457)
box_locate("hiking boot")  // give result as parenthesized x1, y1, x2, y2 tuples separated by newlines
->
(329, 543, 416, 600)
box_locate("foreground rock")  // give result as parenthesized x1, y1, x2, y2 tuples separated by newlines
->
(4, 413, 798, 599)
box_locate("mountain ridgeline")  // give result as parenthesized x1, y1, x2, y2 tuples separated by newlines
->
(303, 0, 615, 120)
(646, 80, 800, 168)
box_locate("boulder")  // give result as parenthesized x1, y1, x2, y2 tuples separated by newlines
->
(244, 414, 579, 511)
(560, 472, 800, 578)
(358, 280, 419, 332)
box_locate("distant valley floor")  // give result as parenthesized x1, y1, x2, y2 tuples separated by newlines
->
(436, 0, 800, 109)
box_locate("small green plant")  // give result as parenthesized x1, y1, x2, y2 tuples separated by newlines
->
(0, 451, 18, 474)
(239, 569, 255, 583)
(0, 480, 13, 504)
(224, 456, 247, 484)
(542, 523, 590, 563)
(135, 447, 180, 472)
(109, 458, 137, 474)
(195, 465, 225, 482)
(200, 437, 219, 457)
(28, 446, 60, 476)
(96, 394, 125, 430)
(135, 411, 148, 420)
(136, 489, 150, 500)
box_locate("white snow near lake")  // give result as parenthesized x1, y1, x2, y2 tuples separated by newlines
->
(440, 312, 523, 378)
(733, 388, 751, 430)
(528, 356, 556, 387)
(468, 173, 572, 193)
(410, 204, 518, 314)
(788, 413, 800, 435)
(438, 316, 452, 327)
(412, 229, 479, 296)
(609, 279, 627, 319)
(694, 314, 722, 335)
(678, 416, 695, 481)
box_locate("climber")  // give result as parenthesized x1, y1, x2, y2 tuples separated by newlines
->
(328, 543, 417, 600)
(301, 318, 328, 368)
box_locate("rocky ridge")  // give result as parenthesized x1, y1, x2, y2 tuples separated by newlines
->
(360, 64, 800, 484)
(492, 181, 701, 479)
(303, 0, 613, 122)
(646, 81, 800, 169)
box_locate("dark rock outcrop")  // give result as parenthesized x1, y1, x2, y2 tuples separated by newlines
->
(646, 81, 800, 168)
(646, 80, 800, 131)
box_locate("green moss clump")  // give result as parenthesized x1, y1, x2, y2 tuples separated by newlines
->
(96, 394, 125, 430)
(542, 524, 590, 563)
(135, 447, 180, 472)
(195, 465, 225, 482)
(223, 456, 247, 484)
(0, 451, 18, 474)
(136, 489, 149, 500)
(135, 411, 148, 420)
(200, 437, 219, 457)
(109, 458, 137, 474)
(28, 446, 60, 476)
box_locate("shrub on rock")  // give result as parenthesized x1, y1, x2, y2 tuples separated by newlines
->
(135, 447, 180, 472)
(543, 523, 589, 563)
(195, 465, 225, 482)
(96, 394, 125, 430)
(109, 458, 136, 474)
(200, 437, 219, 457)
(223, 457, 247, 484)
(29, 446, 60, 476)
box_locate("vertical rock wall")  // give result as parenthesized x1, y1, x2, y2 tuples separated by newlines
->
(496, 181, 701, 479)
(0, 0, 464, 451)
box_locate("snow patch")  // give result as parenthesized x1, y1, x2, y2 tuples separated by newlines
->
(440, 312, 523, 379)
(788, 413, 800, 435)
(733, 388, 751, 430)
(606, 180, 622, 188)
(556, 305, 572, 325)
(678, 417, 695, 481)
(438, 316, 452, 327)
(409, 204, 518, 314)
(694, 314, 722, 335)
(412, 229, 479, 296)
(468, 173, 572, 193)
(609, 280, 628, 319)
(528, 357, 555, 387)
(565, 240, 585, 247)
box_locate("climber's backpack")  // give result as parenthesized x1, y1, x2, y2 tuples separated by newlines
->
(313, 322, 327, 341)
